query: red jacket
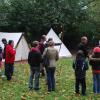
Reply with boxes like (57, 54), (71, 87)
(38, 42), (45, 54)
(5, 44), (16, 64)
(90, 46), (100, 74)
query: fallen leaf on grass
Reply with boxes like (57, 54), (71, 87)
(62, 90), (66, 93)
(40, 95), (44, 98)
(55, 97), (58, 100)
(22, 93), (27, 97)
(88, 97), (92, 100)
(21, 96), (26, 100)
(21, 93), (27, 100)
(10, 93), (14, 96)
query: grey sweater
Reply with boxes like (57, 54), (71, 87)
(43, 47), (59, 68)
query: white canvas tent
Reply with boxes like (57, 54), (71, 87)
(0, 32), (30, 61)
(46, 28), (72, 58)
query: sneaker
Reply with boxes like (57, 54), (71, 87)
(75, 92), (80, 96)
(52, 89), (55, 91)
(34, 88), (40, 90)
(48, 89), (51, 92)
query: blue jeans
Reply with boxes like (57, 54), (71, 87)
(29, 67), (40, 89)
(93, 73), (100, 93)
(46, 67), (55, 91)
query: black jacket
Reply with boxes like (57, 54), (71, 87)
(0, 46), (3, 61)
(3, 44), (7, 59)
(78, 43), (88, 58)
(28, 48), (42, 67)
(73, 58), (88, 79)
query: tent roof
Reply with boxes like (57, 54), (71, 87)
(0, 32), (22, 48)
(46, 28), (72, 57)
(0, 32), (30, 61)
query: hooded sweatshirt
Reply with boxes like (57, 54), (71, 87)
(28, 47), (42, 67)
(89, 46), (100, 74)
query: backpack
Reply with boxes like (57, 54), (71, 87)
(3, 46), (6, 59)
(0, 47), (2, 61)
(43, 48), (50, 68)
(75, 59), (86, 78)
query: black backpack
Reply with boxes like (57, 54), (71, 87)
(75, 59), (86, 78)
(0, 47), (2, 61)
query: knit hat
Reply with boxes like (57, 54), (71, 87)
(93, 47), (100, 53)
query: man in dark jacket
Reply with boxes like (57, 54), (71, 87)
(28, 41), (42, 90)
(38, 35), (46, 76)
(38, 35), (46, 54)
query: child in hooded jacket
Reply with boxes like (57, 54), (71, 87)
(73, 50), (88, 96)
(89, 46), (100, 94)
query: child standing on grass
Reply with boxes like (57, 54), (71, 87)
(73, 50), (88, 96)
(0, 45), (3, 74)
(89, 45), (100, 94)
(28, 41), (42, 90)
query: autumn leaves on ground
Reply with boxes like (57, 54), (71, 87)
(0, 58), (100, 100)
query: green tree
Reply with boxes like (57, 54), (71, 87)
(0, 0), (100, 48)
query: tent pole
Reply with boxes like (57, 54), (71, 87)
(58, 25), (64, 53)
(20, 33), (23, 65)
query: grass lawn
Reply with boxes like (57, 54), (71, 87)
(0, 58), (100, 100)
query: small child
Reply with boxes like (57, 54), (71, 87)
(0, 46), (3, 73)
(73, 50), (88, 96)
(89, 46), (100, 94)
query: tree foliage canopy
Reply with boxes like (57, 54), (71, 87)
(0, 0), (100, 48)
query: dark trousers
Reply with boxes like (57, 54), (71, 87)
(5, 63), (14, 80)
(46, 67), (55, 91)
(4, 62), (6, 75)
(75, 77), (86, 95)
